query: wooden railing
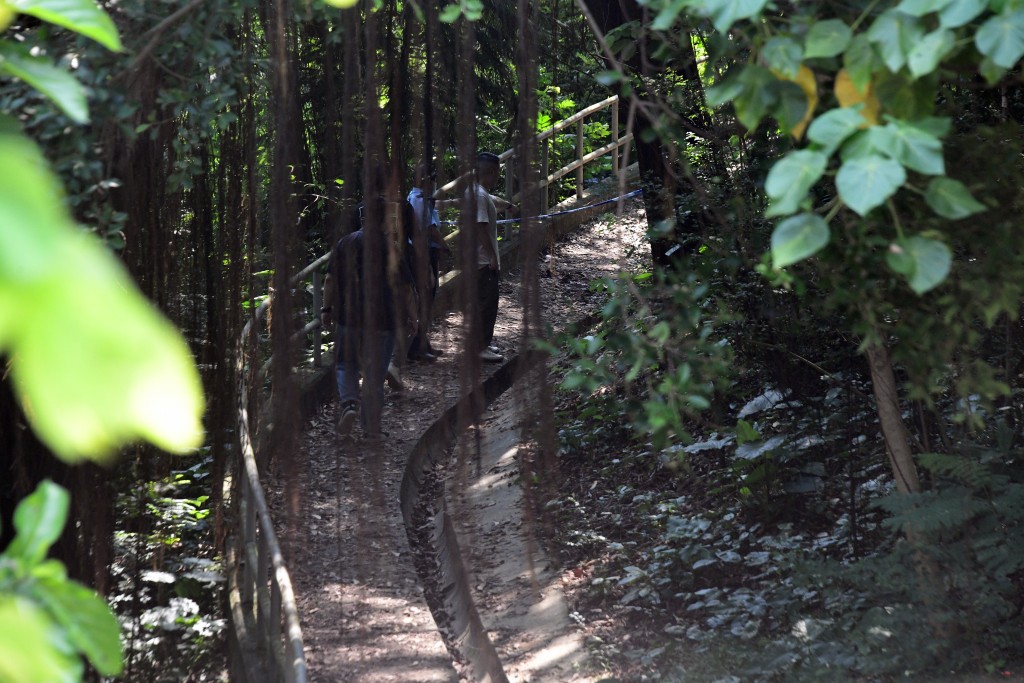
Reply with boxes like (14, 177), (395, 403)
(227, 94), (634, 683)
(437, 94), (633, 237)
(230, 293), (309, 683)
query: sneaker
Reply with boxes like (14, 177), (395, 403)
(386, 362), (404, 391)
(479, 348), (504, 363)
(336, 402), (357, 437)
(488, 345), (500, 354)
(362, 430), (388, 445)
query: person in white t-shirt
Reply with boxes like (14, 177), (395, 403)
(467, 152), (513, 363)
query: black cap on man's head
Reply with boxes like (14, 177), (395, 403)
(476, 151), (500, 166)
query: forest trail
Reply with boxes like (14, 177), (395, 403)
(272, 197), (648, 682)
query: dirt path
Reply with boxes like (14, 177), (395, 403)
(282, 199), (648, 682)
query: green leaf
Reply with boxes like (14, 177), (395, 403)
(770, 79), (811, 135)
(979, 55), (1009, 83)
(887, 120), (945, 175)
(804, 19), (852, 58)
(765, 150), (828, 218)
(908, 28), (956, 78)
(701, 0), (768, 33)
(736, 419), (761, 445)
(0, 597), (81, 683)
(867, 10), (925, 72)
(439, 3), (462, 22)
(0, 132), (205, 461)
(843, 34), (878, 93)
(887, 235), (952, 293)
(652, 0), (687, 30)
(938, 0), (987, 27)
(975, 11), (1024, 68)
(9, 0), (121, 52)
(807, 107), (867, 155)
(29, 577), (123, 675)
(763, 36), (803, 78)
(875, 70), (937, 119)
(896, 0), (954, 16)
(731, 65), (777, 131)
(4, 481), (69, 567)
(595, 70), (622, 86)
(0, 44), (88, 123)
(836, 155), (906, 216)
(925, 177), (987, 218)
(705, 69), (746, 109)
(771, 213), (830, 268)
(839, 126), (897, 161)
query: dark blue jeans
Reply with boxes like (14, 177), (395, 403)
(335, 325), (396, 433)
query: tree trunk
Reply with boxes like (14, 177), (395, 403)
(865, 340), (921, 494)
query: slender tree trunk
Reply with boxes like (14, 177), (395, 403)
(865, 340), (921, 494)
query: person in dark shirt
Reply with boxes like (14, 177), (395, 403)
(321, 194), (416, 441)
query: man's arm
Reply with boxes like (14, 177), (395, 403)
(320, 271), (334, 328)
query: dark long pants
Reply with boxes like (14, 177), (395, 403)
(478, 267), (500, 350)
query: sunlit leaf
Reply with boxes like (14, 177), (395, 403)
(4, 480), (68, 567)
(0, 131), (205, 462)
(925, 177), (987, 219)
(765, 150), (828, 218)
(27, 577), (123, 675)
(804, 19), (852, 58)
(836, 155), (906, 216)
(322, 0), (358, 6)
(771, 213), (830, 269)
(0, 44), (88, 123)
(439, 3), (461, 22)
(975, 10), (1024, 68)
(0, 597), (81, 683)
(9, 0), (121, 51)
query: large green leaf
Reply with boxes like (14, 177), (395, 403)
(887, 120), (945, 175)
(939, 0), (987, 27)
(807, 107), (867, 155)
(3, 481), (68, 567)
(867, 10), (925, 72)
(765, 150), (828, 218)
(12, 233), (206, 461)
(0, 44), (88, 123)
(843, 34), (878, 93)
(976, 10), (1024, 68)
(0, 597), (81, 683)
(9, 0), (121, 52)
(0, 131), (205, 461)
(925, 177), (987, 218)
(29, 577), (123, 676)
(652, 0), (688, 30)
(836, 155), (906, 216)
(700, 0), (769, 33)
(886, 235), (952, 293)
(839, 125), (897, 161)
(771, 79), (811, 135)
(763, 36), (803, 78)
(0, 129), (66, 282)
(804, 19), (852, 58)
(908, 28), (956, 78)
(731, 65), (777, 131)
(771, 213), (830, 269)
(874, 70), (938, 119)
(896, 0), (954, 16)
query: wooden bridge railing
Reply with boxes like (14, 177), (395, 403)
(227, 94), (633, 683)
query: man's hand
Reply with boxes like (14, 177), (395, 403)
(489, 255), (498, 271)
(320, 309), (332, 329)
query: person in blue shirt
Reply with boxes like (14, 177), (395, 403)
(407, 161), (452, 361)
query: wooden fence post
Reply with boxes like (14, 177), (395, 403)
(612, 101), (619, 178)
(576, 119), (585, 199)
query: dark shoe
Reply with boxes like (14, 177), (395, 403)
(386, 362), (404, 391)
(336, 402), (357, 437)
(479, 348), (504, 363)
(362, 430), (388, 445)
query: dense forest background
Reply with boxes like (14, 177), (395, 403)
(2, 0), (1024, 680)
